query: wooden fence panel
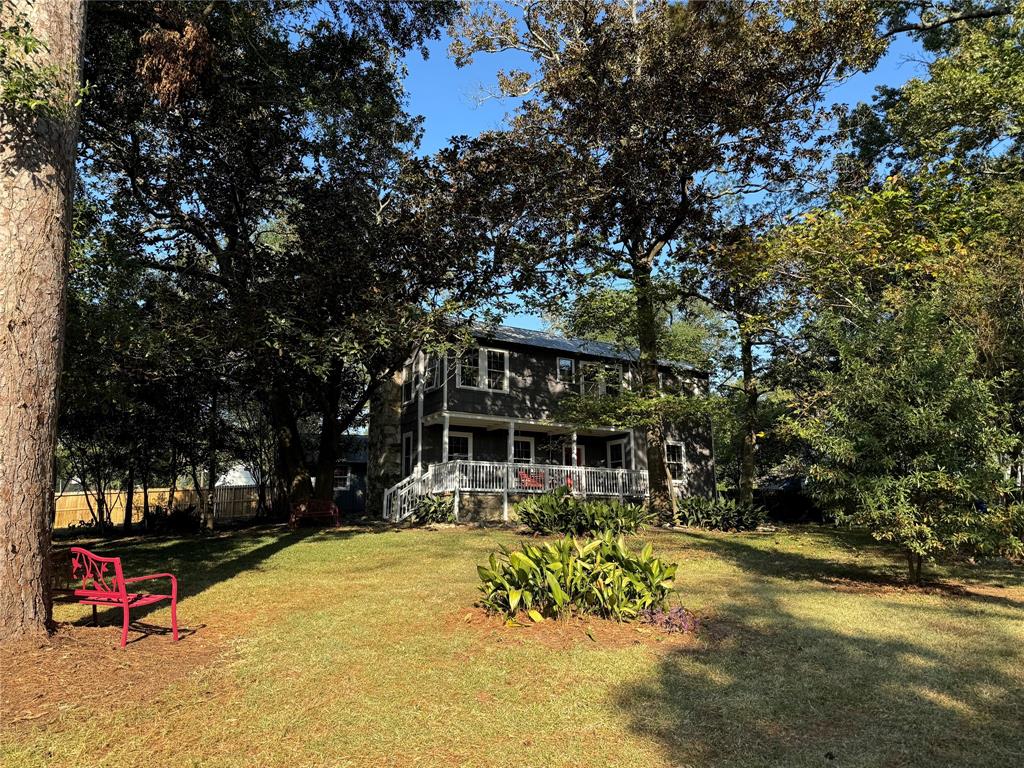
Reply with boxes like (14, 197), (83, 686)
(53, 486), (260, 528)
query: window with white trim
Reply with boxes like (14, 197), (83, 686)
(557, 357), (575, 384)
(448, 432), (472, 461)
(666, 442), (685, 479)
(486, 349), (508, 391)
(425, 355), (441, 390)
(512, 437), (534, 464)
(402, 363), (416, 403)
(333, 466), (351, 491)
(457, 347), (509, 392)
(581, 362), (622, 396)
(607, 439), (627, 469)
(402, 432), (414, 476)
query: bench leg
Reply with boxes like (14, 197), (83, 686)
(171, 596), (178, 642)
(92, 604), (98, 626)
(121, 604), (130, 649)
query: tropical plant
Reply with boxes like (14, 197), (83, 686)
(477, 531), (677, 621)
(514, 487), (654, 535)
(676, 496), (767, 532)
(411, 494), (456, 525)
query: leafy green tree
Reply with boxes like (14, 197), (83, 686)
(788, 298), (1012, 583)
(77, 2), (532, 510)
(451, 0), (883, 519)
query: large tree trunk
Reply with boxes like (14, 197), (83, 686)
(738, 329), (758, 508)
(268, 378), (312, 504)
(313, 365), (343, 501)
(0, 0), (85, 643)
(633, 257), (675, 522)
(366, 370), (403, 517)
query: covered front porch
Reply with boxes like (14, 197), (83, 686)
(418, 411), (641, 472)
(383, 459), (651, 523)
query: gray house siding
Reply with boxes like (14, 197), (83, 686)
(388, 328), (715, 499)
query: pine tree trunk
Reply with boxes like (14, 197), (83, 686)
(0, 0), (85, 643)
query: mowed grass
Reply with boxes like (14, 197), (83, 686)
(2, 524), (1022, 768)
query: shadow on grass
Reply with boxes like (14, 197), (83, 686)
(616, 532), (1024, 768)
(681, 529), (1024, 611)
(56, 524), (368, 632)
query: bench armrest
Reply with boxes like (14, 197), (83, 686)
(123, 573), (178, 598)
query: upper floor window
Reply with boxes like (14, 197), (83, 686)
(402, 363), (416, 402)
(457, 347), (509, 392)
(666, 442), (685, 479)
(425, 355), (441, 391)
(580, 361), (622, 396)
(557, 357), (575, 384)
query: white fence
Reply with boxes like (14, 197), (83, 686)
(384, 460), (650, 523)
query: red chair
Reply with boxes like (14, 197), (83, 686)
(517, 470), (545, 490)
(70, 547), (179, 648)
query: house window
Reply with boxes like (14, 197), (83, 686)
(402, 432), (414, 477)
(448, 432), (473, 461)
(512, 437), (534, 464)
(458, 348), (480, 388)
(557, 357), (575, 384)
(581, 362), (622, 396)
(333, 466), (351, 491)
(607, 439), (628, 470)
(425, 355), (441, 390)
(402, 363), (416, 403)
(486, 349), (508, 391)
(666, 442), (685, 479)
(457, 347), (508, 392)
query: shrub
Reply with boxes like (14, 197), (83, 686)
(515, 487), (653, 535)
(412, 494), (456, 525)
(477, 531), (677, 621)
(677, 496), (766, 531)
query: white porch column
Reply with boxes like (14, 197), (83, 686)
(571, 431), (578, 466)
(416, 350), (424, 474)
(442, 413), (450, 462)
(629, 429), (636, 470)
(503, 420), (515, 522)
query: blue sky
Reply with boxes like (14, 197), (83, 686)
(402, 31), (927, 330)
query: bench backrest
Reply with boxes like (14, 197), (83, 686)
(292, 499), (336, 514)
(70, 546), (126, 599)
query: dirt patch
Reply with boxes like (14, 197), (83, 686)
(1, 618), (230, 731)
(446, 607), (703, 652)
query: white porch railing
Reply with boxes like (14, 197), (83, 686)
(383, 460), (650, 523)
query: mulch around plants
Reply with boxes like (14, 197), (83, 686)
(1, 619), (227, 731)
(447, 608), (704, 652)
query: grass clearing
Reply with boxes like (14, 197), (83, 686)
(2, 524), (1022, 767)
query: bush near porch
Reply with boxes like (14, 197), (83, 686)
(2, 525), (1022, 768)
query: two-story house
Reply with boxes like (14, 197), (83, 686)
(379, 324), (715, 521)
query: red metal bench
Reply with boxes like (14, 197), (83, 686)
(288, 498), (340, 529)
(70, 547), (179, 649)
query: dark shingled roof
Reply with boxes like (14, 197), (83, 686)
(472, 323), (707, 376)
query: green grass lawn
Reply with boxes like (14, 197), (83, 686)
(2, 524), (1022, 768)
